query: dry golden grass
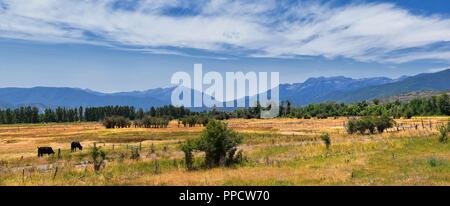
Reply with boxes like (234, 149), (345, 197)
(0, 117), (449, 186)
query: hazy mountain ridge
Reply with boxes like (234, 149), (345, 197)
(0, 87), (166, 109)
(331, 69), (450, 103)
(0, 69), (448, 109)
(278, 75), (398, 105)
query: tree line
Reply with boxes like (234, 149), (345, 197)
(0, 93), (448, 125)
(102, 114), (213, 129)
(0, 105), (192, 124)
(221, 94), (449, 119)
(281, 93), (450, 119)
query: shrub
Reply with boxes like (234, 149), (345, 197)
(427, 157), (446, 167)
(130, 147), (140, 159)
(102, 116), (131, 129)
(360, 117), (376, 134)
(137, 116), (170, 128)
(373, 115), (395, 133)
(91, 143), (106, 172)
(346, 116), (394, 134)
(428, 157), (438, 167)
(181, 139), (195, 171)
(437, 124), (448, 144)
(196, 120), (243, 167)
(347, 119), (357, 134)
(181, 116), (198, 127)
(347, 117), (372, 134)
(180, 115), (212, 127)
(320, 133), (331, 150)
(180, 120), (243, 169)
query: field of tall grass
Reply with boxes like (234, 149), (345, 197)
(0, 117), (449, 185)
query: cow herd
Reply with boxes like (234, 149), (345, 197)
(37, 141), (83, 157)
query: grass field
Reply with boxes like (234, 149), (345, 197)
(0, 117), (449, 186)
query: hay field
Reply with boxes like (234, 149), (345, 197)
(0, 117), (449, 186)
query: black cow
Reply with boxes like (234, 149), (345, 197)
(38, 147), (55, 157)
(71, 142), (83, 152)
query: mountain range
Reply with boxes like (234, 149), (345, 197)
(278, 69), (449, 105)
(0, 69), (449, 110)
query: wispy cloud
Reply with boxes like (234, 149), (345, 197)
(1, 0), (450, 63)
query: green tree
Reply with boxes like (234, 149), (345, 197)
(182, 120), (243, 168)
(373, 115), (395, 133)
(197, 120), (243, 167)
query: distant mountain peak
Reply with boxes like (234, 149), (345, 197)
(0, 69), (448, 108)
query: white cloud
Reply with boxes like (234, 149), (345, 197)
(1, 0), (450, 63)
(385, 51), (450, 64)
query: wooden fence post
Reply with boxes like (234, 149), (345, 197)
(53, 167), (59, 180)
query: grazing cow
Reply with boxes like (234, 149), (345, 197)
(38, 147), (55, 157)
(71, 142), (83, 152)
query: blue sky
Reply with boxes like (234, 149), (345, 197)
(0, 0), (449, 93)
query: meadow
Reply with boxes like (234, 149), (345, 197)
(0, 117), (449, 186)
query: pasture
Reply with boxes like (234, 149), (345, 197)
(0, 117), (449, 186)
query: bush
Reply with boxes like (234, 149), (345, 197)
(130, 147), (140, 159)
(180, 120), (243, 169)
(180, 115), (211, 127)
(91, 143), (106, 172)
(373, 115), (395, 133)
(181, 139), (195, 171)
(320, 133), (331, 150)
(360, 117), (376, 134)
(437, 124), (448, 144)
(346, 119), (357, 134)
(347, 116), (394, 134)
(347, 117), (374, 134)
(137, 116), (170, 128)
(102, 116), (131, 129)
(197, 120), (243, 167)
(428, 157), (438, 167)
(181, 116), (198, 127)
(427, 157), (446, 167)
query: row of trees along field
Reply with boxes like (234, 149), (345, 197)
(280, 93), (450, 119)
(101, 114), (212, 129)
(0, 94), (448, 124)
(0, 105), (192, 124)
